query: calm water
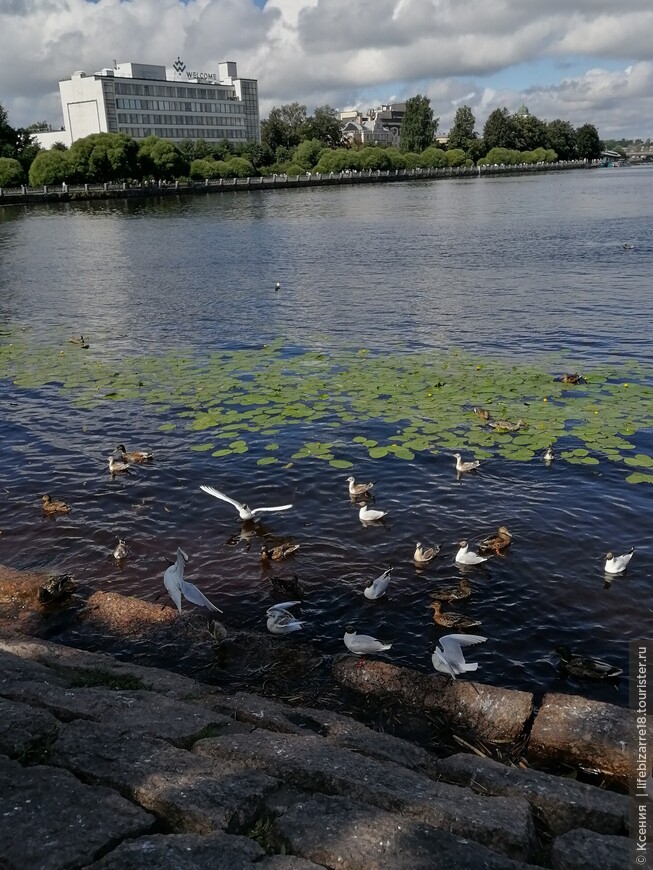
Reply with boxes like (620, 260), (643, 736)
(0, 167), (652, 707)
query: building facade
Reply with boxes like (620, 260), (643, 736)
(339, 103), (406, 148)
(36, 60), (260, 150)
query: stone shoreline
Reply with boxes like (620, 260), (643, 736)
(0, 562), (635, 868)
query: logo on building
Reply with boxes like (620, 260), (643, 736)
(173, 56), (186, 75)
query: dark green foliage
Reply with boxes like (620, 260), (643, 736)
(546, 119), (577, 161)
(400, 95), (437, 153)
(261, 102), (307, 152)
(448, 105), (477, 150)
(138, 135), (188, 180)
(67, 132), (139, 183)
(302, 105), (344, 148)
(0, 156), (24, 187)
(293, 138), (324, 169)
(483, 108), (519, 151)
(28, 150), (69, 186)
(514, 113), (548, 152)
(575, 124), (602, 160)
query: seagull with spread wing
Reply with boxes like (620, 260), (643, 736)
(432, 633), (487, 679)
(200, 485), (292, 521)
(163, 547), (223, 615)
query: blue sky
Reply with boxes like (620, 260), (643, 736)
(1, 0), (652, 139)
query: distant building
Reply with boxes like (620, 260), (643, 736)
(35, 59), (260, 150)
(339, 102), (406, 147)
(516, 104), (531, 117)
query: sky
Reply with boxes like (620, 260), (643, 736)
(1, 0), (652, 140)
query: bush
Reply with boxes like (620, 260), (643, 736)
(419, 146), (448, 168)
(189, 159), (222, 180)
(28, 151), (69, 186)
(445, 148), (466, 167)
(0, 157), (24, 187)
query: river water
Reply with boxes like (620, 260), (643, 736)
(0, 166), (651, 707)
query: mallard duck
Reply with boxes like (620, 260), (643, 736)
(116, 444), (153, 463)
(69, 335), (89, 348)
(431, 578), (471, 602)
(113, 539), (129, 560)
(561, 373), (584, 384)
(261, 542), (300, 562)
(41, 494), (70, 514)
(473, 407), (490, 421)
(478, 526), (512, 555)
(38, 573), (76, 604)
(555, 646), (622, 680)
(487, 419), (527, 432)
(414, 541), (441, 565)
(453, 453), (480, 473)
(269, 574), (305, 599)
(347, 476), (374, 498)
(429, 600), (481, 630)
(455, 541), (488, 565)
(108, 455), (130, 475)
(604, 548), (634, 574)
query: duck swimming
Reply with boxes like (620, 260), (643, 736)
(269, 574), (305, 599)
(113, 539), (129, 560)
(38, 573), (76, 604)
(261, 542), (300, 562)
(413, 542), (441, 565)
(41, 494), (70, 514)
(478, 526), (512, 555)
(347, 476), (374, 498)
(116, 444), (153, 463)
(453, 453), (480, 473)
(429, 600), (481, 630)
(487, 419), (527, 432)
(108, 455), (130, 475)
(69, 335), (89, 348)
(430, 578), (471, 602)
(561, 373), (585, 384)
(555, 646), (622, 680)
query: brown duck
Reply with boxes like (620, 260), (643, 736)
(41, 494), (70, 514)
(561, 373), (585, 384)
(429, 600), (481, 630)
(116, 444), (153, 463)
(261, 542), (300, 562)
(478, 526), (512, 555)
(430, 578), (471, 602)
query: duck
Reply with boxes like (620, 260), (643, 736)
(430, 578), (471, 602)
(41, 494), (70, 514)
(487, 419), (527, 432)
(453, 453), (480, 473)
(269, 574), (305, 599)
(429, 600), (481, 630)
(116, 444), (153, 463)
(261, 542), (300, 562)
(473, 407), (490, 421)
(113, 539), (129, 560)
(554, 646), (622, 680)
(604, 548), (634, 575)
(108, 455), (130, 475)
(413, 541), (441, 565)
(561, 373), (585, 384)
(38, 573), (76, 605)
(347, 476), (374, 498)
(69, 335), (89, 348)
(478, 526), (512, 555)
(623, 242), (635, 250)
(543, 446), (555, 464)
(455, 541), (488, 565)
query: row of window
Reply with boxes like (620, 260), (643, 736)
(117, 113), (245, 127)
(115, 98), (243, 114)
(119, 126), (246, 139)
(114, 82), (234, 100)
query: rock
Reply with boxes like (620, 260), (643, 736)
(437, 752), (628, 836)
(550, 828), (629, 870)
(528, 693), (630, 784)
(51, 719), (280, 834)
(271, 793), (532, 869)
(332, 657), (533, 744)
(0, 696), (60, 761)
(194, 730), (536, 860)
(0, 755), (154, 870)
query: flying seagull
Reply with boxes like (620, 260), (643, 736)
(163, 547), (223, 615)
(200, 485), (292, 521)
(431, 633), (487, 679)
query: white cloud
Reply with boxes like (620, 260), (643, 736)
(0, 0), (651, 138)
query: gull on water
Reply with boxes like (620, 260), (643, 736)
(453, 453), (480, 473)
(604, 548), (634, 575)
(200, 485), (292, 521)
(266, 600), (303, 634)
(413, 542), (441, 564)
(163, 547), (223, 615)
(113, 539), (129, 560)
(347, 476), (374, 498)
(431, 633), (487, 679)
(359, 505), (387, 524)
(543, 446), (555, 464)
(363, 568), (393, 600)
(344, 625), (392, 656)
(455, 541), (488, 565)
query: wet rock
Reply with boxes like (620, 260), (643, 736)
(0, 696), (60, 760)
(194, 730), (536, 860)
(437, 752), (628, 836)
(0, 755), (154, 870)
(51, 719), (279, 834)
(550, 828), (629, 870)
(332, 657), (533, 744)
(528, 693), (630, 783)
(271, 793), (531, 869)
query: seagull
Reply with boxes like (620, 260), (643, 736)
(413, 542), (441, 564)
(266, 600), (303, 634)
(113, 539), (129, 560)
(163, 547), (223, 615)
(363, 568), (393, 600)
(455, 541), (488, 565)
(266, 600), (302, 617)
(200, 485), (292, 521)
(347, 476), (374, 498)
(604, 548), (634, 575)
(453, 453), (480, 473)
(343, 625), (392, 655)
(275, 281), (280, 291)
(359, 504), (387, 523)
(431, 633), (487, 679)
(543, 446), (554, 464)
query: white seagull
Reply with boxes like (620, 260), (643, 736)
(200, 485), (292, 521)
(163, 547), (223, 615)
(266, 600), (303, 634)
(414, 542), (441, 564)
(359, 504), (387, 524)
(455, 540), (488, 565)
(432, 633), (487, 679)
(453, 453), (480, 473)
(343, 625), (392, 655)
(347, 476), (374, 498)
(363, 568), (393, 600)
(604, 548), (634, 575)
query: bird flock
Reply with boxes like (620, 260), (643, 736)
(42, 446), (634, 684)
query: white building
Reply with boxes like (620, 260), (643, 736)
(339, 104), (405, 148)
(36, 59), (260, 150)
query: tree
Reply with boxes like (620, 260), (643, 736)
(303, 105), (344, 148)
(28, 150), (69, 186)
(0, 157), (24, 187)
(483, 108), (519, 150)
(445, 148), (467, 167)
(575, 124), (602, 160)
(293, 138), (324, 170)
(513, 113), (547, 152)
(189, 158), (222, 180)
(225, 156), (256, 178)
(138, 136), (188, 179)
(261, 103), (307, 152)
(67, 133), (139, 182)
(448, 106), (477, 150)
(546, 120), (576, 161)
(400, 95), (437, 153)
(419, 146), (448, 168)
